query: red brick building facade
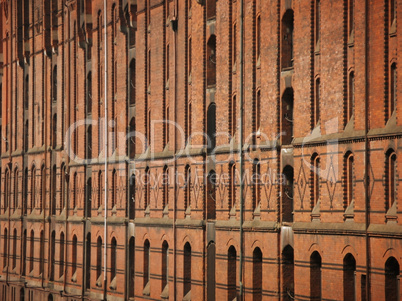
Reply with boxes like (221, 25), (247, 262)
(0, 0), (401, 300)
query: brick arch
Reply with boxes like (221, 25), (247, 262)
(182, 235), (192, 246)
(160, 233), (170, 244)
(250, 240), (263, 253)
(141, 233), (151, 243)
(382, 248), (400, 263)
(341, 245), (358, 257)
(109, 230), (118, 240)
(225, 238), (240, 250)
(94, 230), (103, 239)
(308, 243), (323, 255)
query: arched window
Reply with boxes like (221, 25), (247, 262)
(60, 164), (66, 213)
(147, 110), (151, 148)
(41, 165), (46, 213)
(227, 246), (237, 300)
(98, 171), (103, 209)
(73, 172), (77, 210)
(207, 242), (216, 300)
(128, 237), (135, 297)
(24, 75), (29, 110)
(388, 63), (397, 121)
(282, 245), (294, 300)
(256, 14), (261, 62)
(51, 0), (58, 44)
(51, 165), (56, 214)
(24, 120), (28, 152)
(183, 242), (192, 298)
(129, 59), (136, 105)
(232, 22), (237, 66)
(112, 169), (117, 209)
(111, 237), (117, 281)
(129, 174), (135, 219)
(13, 168), (18, 211)
(281, 10), (294, 69)
(30, 166), (36, 212)
(162, 241), (169, 293)
(85, 233), (91, 289)
(86, 125), (92, 161)
(230, 95), (237, 138)
(386, 150), (397, 211)
(310, 251), (322, 300)
(253, 247), (263, 301)
(343, 253), (356, 301)
(163, 166), (169, 211)
(313, 78), (321, 127)
(344, 152), (354, 210)
(40, 231), (44, 275)
(96, 236), (102, 280)
(50, 231), (55, 280)
(166, 45), (169, 82)
(86, 72), (92, 114)
(255, 90), (261, 134)
(29, 230), (34, 273)
(253, 159), (261, 213)
(86, 177), (92, 217)
(207, 35), (216, 87)
(185, 165), (191, 212)
(385, 256), (400, 301)
(207, 103), (216, 153)
(144, 240), (150, 289)
(311, 154), (320, 210)
(128, 5), (137, 47)
(282, 88), (294, 145)
(282, 165), (294, 222)
(52, 66), (57, 102)
(3, 229), (7, 268)
(21, 230), (26, 276)
(52, 114), (57, 149)
(59, 232), (65, 277)
(4, 169), (9, 213)
(12, 229), (17, 269)
(72, 235), (77, 276)
(145, 168), (150, 210)
(346, 71), (355, 125)
(207, 170), (216, 220)
(229, 163), (236, 211)
(23, 168), (28, 215)
(129, 118), (135, 159)
(186, 101), (192, 142)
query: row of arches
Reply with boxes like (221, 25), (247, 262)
(281, 245), (400, 301)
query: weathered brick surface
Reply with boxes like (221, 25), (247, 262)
(0, 0), (401, 300)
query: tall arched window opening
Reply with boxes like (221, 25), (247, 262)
(343, 253), (356, 301)
(162, 241), (169, 293)
(310, 251), (322, 300)
(281, 10), (294, 69)
(228, 246), (237, 300)
(253, 247), (263, 301)
(385, 256), (400, 301)
(207, 35), (217, 87)
(183, 242), (192, 298)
